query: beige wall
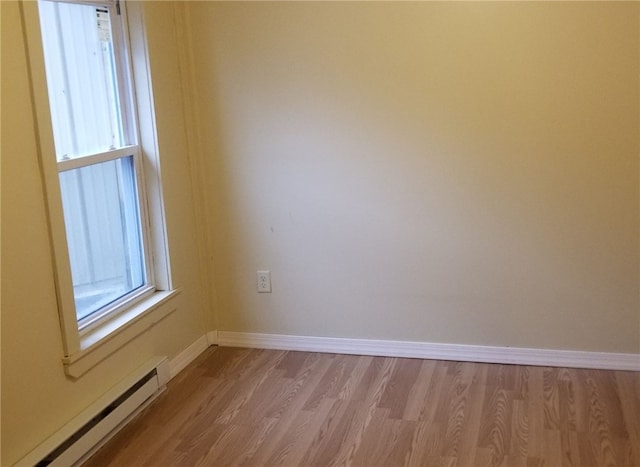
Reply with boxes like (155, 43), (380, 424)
(1, 2), (208, 464)
(189, 2), (639, 352)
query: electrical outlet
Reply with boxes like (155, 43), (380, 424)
(257, 270), (272, 293)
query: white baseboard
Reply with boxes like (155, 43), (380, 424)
(168, 334), (210, 378)
(215, 331), (640, 371)
(206, 330), (219, 346)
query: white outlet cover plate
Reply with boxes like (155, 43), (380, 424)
(257, 271), (271, 293)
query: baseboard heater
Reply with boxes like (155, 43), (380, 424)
(16, 357), (170, 467)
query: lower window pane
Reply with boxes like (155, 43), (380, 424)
(59, 156), (145, 322)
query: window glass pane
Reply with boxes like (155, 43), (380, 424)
(59, 156), (145, 322)
(39, 1), (125, 160)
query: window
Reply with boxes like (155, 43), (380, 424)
(24, 0), (178, 376)
(38, 0), (153, 328)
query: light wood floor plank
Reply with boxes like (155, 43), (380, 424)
(84, 347), (640, 467)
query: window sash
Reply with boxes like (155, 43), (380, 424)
(57, 145), (138, 172)
(57, 153), (153, 328)
(39, 0), (136, 162)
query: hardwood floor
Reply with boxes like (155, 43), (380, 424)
(85, 347), (640, 466)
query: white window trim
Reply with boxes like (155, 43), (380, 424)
(56, 145), (138, 172)
(22, 0), (177, 378)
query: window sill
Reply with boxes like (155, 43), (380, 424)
(62, 288), (181, 378)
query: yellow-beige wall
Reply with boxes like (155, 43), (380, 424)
(189, 2), (639, 351)
(1, 2), (208, 464)
(2, 1), (639, 464)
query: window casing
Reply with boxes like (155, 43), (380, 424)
(24, 0), (178, 377)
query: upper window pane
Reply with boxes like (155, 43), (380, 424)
(39, 1), (126, 161)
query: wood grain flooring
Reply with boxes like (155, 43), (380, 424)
(84, 347), (640, 467)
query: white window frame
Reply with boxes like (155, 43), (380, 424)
(22, 0), (179, 378)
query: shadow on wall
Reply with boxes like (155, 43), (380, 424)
(192, 1), (640, 352)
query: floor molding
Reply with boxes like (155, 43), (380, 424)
(215, 331), (640, 371)
(206, 330), (219, 346)
(168, 334), (210, 378)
